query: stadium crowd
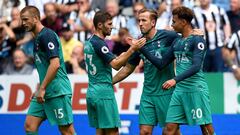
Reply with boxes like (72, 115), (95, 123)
(0, 0), (240, 78)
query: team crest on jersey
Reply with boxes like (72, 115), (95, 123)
(101, 46), (109, 54)
(198, 42), (204, 50)
(48, 42), (55, 50)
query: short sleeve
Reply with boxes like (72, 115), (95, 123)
(128, 52), (141, 66)
(40, 29), (59, 59)
(90, 39), (116, 64)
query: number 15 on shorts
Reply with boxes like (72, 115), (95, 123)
(54, 108), (64, 119)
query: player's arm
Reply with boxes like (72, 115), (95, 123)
(222, 33), (240, 79)
(37, 31), (60, 103)
(162, 37), (206, 89)
(222, 33), (238, 67)
(113, 52), (140, 84)
(174, 37), (206, 83)
(110, 38), (146, 70)
(113, 63), (136, 85)
(220, 8), (231, 43)
(140, 41), (175, 71)
(40, 57), (60, 90)
(0, 23), (16, 41)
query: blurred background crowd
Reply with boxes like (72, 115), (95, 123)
(0, 0), (240, 78)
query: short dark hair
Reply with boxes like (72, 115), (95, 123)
(20, 6), (41, 20)
(172, 6), (194, 23)
(93, 11), (112, 29)
(138, 8), (158, 22)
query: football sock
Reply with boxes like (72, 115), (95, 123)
(26, 131), (38, 135)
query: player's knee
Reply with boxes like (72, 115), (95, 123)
(163, 124), (177, 135)
(59, 124), (75, 135)
(24, 121), (37, 132)
(207, 128), (215, 135)
(105, 128), (119, 135)
(59, 129), (74, 135)
(140, 128), (152, 135)
(201, 124), (215, 135)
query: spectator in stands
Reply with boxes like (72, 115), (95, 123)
(8, 7), (33, 47)
(112, 28), (131, 56)
(105, 0), (128, 41)
(60, 23), (83, 63)
(9, 7), (21, 29)
(133, 0), (160, 9)
(156, 0), (182, 30)
(193, 0), (231, 72)
(3, 48), (33, 75)
(222, 30), (240, 80)
(0, 23), (16, 74)
(156, 1), (170, 30)
(126, 2), (145, 38)
(227, 0), (240, 33)
(65, 45), (86, 74)
(0, 0), (26, 23)
(91, 0), (106, 10)
(27, 0), (78, 18)
(7, 7), (34, 57)
(42, 2), (64, 36)
(68, 0), (95, 42)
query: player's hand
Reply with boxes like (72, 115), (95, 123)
(30, 91), (37, 100)
(126, 37), (146, 51)
(30, 84), (40, 100)
(36, 87), (46, 103)
(125, 36), (135, 46)
(162, 79), (176, 90)
(192, 29), (204, 36)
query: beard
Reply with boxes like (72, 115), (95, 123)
(103, 29), (111, 37)
(141, 26), (153, 36)
(24, 24), (36, 32)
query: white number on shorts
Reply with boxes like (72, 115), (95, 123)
(54, 108), (64, 119)
(191, 108), (203, 119)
